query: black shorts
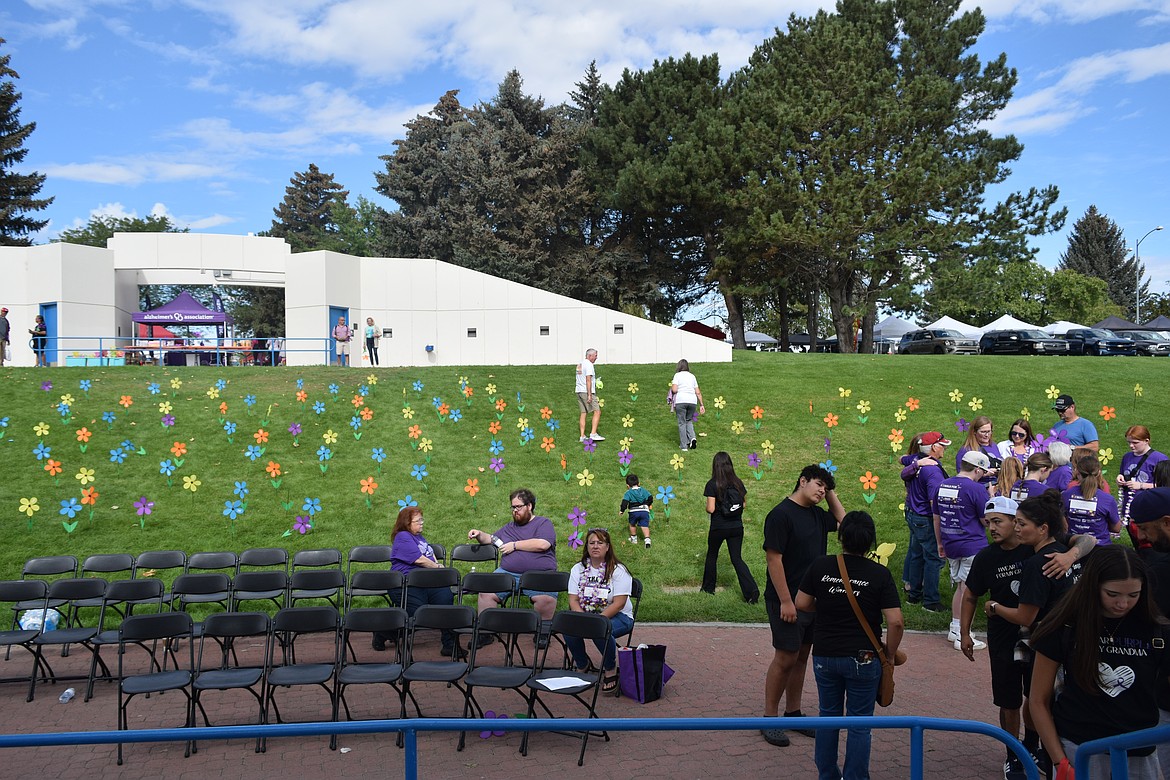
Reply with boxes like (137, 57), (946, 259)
(989, 647), (1028, 710)
(766, 598), (814, 652)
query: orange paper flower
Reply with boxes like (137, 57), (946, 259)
(905, 398), (920, 411)
(296, 390), (307, 403)
(408, 424), (421, 439)
(496, 399), (507, 412)
(463, 386), (474, 398)
(80, 486), (99, 506)
(352, 395), (364, 408)
(488, 420), (502, 434)
(438, 403), (450, 416)
(360, 476), (378, 495)
(44, 459), (62, 476)
(219, 401), (228, 414)
(860, 471), (880, 491)
(888, 428), (904, 443)
(541, 436), (556, 453)
(171, 441), (188, 457)
(1099, 406), (1116, 421)
(464, 478), (480, 497)
(824, 413), (839, 428)
(119, 395), (133, 408)
(750, 406), (764, 420)
(75, 427), (91, 443)
(540, 406), (552, 420)
(560, 453), (568, 470)
(360, 407), (374, 421)
(265, 461), (282, 478)
(254, 429), (269, 444)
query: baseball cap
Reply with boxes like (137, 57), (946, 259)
(0, 307), (7, 313)
(1130, 488), (1170, 524)
(962, 450), (991, 470)
(921, 432), (951, 447)
(1052, 394), (1074, 411)
(984, 495), (1019, 517)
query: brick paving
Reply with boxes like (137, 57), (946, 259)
(0, 624), (1009, 779)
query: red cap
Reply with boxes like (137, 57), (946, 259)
(921, 431), (951, 447)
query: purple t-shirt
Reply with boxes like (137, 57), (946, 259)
(1011, 479), (1050, 502)
(1118, 449), (1170, 518)
(390, 530), (438, 575)
(932, 476), (990, 558)
(955, 445), (1001, 485)
(903, 454), (947, 516)
(1046, 464), (1072, 492)
(1061, 487), (1120, 545)
(496, 516), (557, 573)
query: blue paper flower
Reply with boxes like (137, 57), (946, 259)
(233, 481), (249, 499)
(432, 396), (443, 409)
(59, 498), (81, 519)
(223, 421), (237, 435)
(819, 459), (839, 475)
(57, 402), (70, 416)
(371, 448), (386, 464)
(245, 445), (262, 461)
(244, 394), (257, 407)
(215, 378), (226, 391)
(489, 439), (505, 455)
(450, 409), (463, 423)
(656, 485), (675, 505)
(520, 427), (534, 443)
(397, 495), (418, 509)
(411, 464), (428, 481)
(147, 382), (160, 395)
(101, 411), (116, 424)
(328, 384), (339, 395)
(412, 380), (423, 392)
(33, 442), (52, 460)
(359, 385), (369, 397)
(302, 497), (322, 516)
(121, 439), (135, 451)
(546, 418), (559, 432)
(109, 448), (126, 464)
(79, 380), (91, 392)
(159, 459), (175, 476)
(223, 500), (245, 520)
(317, 446), (333, 462)
(349, 416), (362, 431)
(296, 378), (304, 389)
(313, 401), (326, 415)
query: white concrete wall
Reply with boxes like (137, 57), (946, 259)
(3, 233), (732, 367)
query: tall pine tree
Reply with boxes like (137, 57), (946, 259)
(0, 37), (52, 246)
(1058, 205), (1145, 319)
(268, 163), (349, 253)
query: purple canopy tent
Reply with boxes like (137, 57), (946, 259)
(132, 291), (233, 326)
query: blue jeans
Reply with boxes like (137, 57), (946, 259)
(813, 654), (883, 780)
(565, 611), (633, 671)
(903, 510), (941, 606)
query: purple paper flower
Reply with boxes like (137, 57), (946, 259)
(41, 381), (53, 391)
(567, 530), (583, 550)
(618, 449), (632, 466)
(161, 414), (175, 427)
(823, 437), (831, 453)
(956, 418), (970, 432)
(134, 496), (154, 516)
(583, 437), (596, 454)
(748, 452), (762, 468)
(293, 515), (312, 534)
(489, 457), (505, 473)
(568, 506), (588, 526)
(288, 423), (302, 436)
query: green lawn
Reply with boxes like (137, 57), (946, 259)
(0, 351), (1158, 630)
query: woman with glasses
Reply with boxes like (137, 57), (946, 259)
(956, 416), (1001, 485)
(566, 528), (634, 691)
(997, 418), (1036, 465)
(384, 505), (457, 655)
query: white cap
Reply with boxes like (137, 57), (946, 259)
(962, 450), (991, 470)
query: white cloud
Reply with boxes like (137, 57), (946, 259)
(43, 158), (226, 185)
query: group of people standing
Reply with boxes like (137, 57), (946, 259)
(0, 307), (48, 367)
(331, 315), (382, 367)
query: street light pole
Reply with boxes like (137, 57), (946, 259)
(1135, 226), (1164, 324)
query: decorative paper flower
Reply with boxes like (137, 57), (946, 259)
(75, 467), (95, 485)
(411, 464), (428, 481)
(887, 428), (904, 445)
(296, 390), (308, 403)
(567, 531), (583, 550)
(402, 405), (414, 419)
(618, 449), (632, 466)
(497, 399), (508, 413)
(254, 429), (269, 444)
(541, 437), (556, 453)
(412, 380), (424, 392)
(516, 417), (528, 431)
(109, 448), (126, 464)
(351, 394), (364, 409)
(206, 387), (219, 399)
(60, 393), (75, 406)
(223, 500), (245, 520)
(72, 427), (90, 445)
(159, 460), (175, 477)
(80, 486), (99, 506)
(170, 378), (183, 390)
(820, 459), (838, 474)
(905, 398), (920, 411)
(59, 498), (81, 518)
(289, 422), (302, 437)
(360, 407), (373, 421)
(293, 516), (312, 534)
(580, 438), (595, 455)
(838, 387), (852, 399)
(464, 478), (480, 497)
(750, 406), (764, 420)
(731, 420), (745, 434)
(438, 403), (450, 417)
(1099, 447), (1114, 467)
(171, 442), (188, 457)
(1020, 406), (1031, 421)
(302, 497), (322, 516)
(824, 413), (839, 428)
(41, 381), (53, 391)
(322, 429), (338, 444)
(577, 469), (594, 487)
(949, 389), (964, 404)
(233, 481), (249, 499)
(546, 418), (560, 432)
(860, 471), (880, 490)
(245, 445), (262, 461)
(182, 475), (201, 492)
(489, 439), (504, 455)
(485, 383), (497, 395)
(161, 414), (175, 428)
(619, 437), (633, 451)
(450, 409), (463, 423)
(119, 395), (134, 409)
(407, 424), (421, 439)
(670, 454), (685, 471)
(627, 383), (638, 394)
(856, 400), (871, 415)
(560, 453), (568, 470)
(956, 418), (970, 432)
(33, 422), (50, 437)
(1045, 385), (1061, 400)
(713, 396), (725, 409)
(317, 446), (333, 462)
(43, 459), (62, 477)
(894, 408), (907, 423)
(360, 477), (378, 495)
(967, 397), (983, 412)
(30, 443), (51, 463)
(488, 420), (502, 434)
(223, 421), (237, 436)
(371, 448), (386, 464)
(101, 411), (115, 424)
(748, 453), (761, 469)
(398, 495), (418, 509)
(215, 379), (227, 391)
(489, 457), (505, 473)
(266, 461), (282, 478)
(418, 438), (433, 453)
(568, 506), (587, 526)
(622, 414), (635, 428)
(19, 497), (39, 517)
(655, 485), (675, 504)
(134, 496), (154, 516)
(79, 380), (92, 393)
(760, 440), (775, 457)
(349, 416), (362, 431)
(313, 401), (325, 415)
(1135, 383), (1144, 398)
(1099, 406), (1116, 421)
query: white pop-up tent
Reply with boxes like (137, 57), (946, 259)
(924, 315), (980, 338)
(981, 314), (1040, 332)
(1041, 320), (1088, 336)
(874, 315), (918, 340)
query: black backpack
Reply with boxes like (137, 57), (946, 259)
(719, 485), (744, 518)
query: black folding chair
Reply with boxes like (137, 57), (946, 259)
(230, 570), (288, 613)
(117, 612), (194, 765)
(130, 550), (186, 605)
(237, 547), (289, 574)
(333, 607), (407, 749)
(262, 606), (339, 752)
(346, 569), (404, 611)
(27, 578), (105, 701)
(457, 608), (540, 751)
(448, 543), (499, 577)
(188, 611), (270, 757)
(187, 551), (240, 575)
(85, 578), (166, 701)
(72, 554), (136, 615)
(0, 580), (47, 685)
(399, 604), (475, 745)
(522, 611), (611, 766)
(518, 569), (571, 662)
(455, 571), (516, 652)
(289, 569), (345, 609)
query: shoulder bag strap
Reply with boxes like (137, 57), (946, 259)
(837, 554), (885, 657)
(1125, 452), (1152, 480)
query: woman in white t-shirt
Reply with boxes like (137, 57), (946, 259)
(567, 528), (634, 691)
(670, 358), (705, 451)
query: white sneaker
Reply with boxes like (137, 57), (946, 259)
(955, 638), (987, 651)
(947, 628), (960, 643)
(580, 436), (588, 442)
(629, 535), (637, 544)
(590, 433), (605, 441)
(644, 538), (651, 548)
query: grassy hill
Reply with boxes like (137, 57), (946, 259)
(0, 351), (1157, 630)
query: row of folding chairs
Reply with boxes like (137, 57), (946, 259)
(105, 605), (612, 765)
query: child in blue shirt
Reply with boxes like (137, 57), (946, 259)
(620, 473), (654, 548)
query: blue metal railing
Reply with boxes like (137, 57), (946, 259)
(0, 715), (1039, 779)
(1074, 722), (1170, 778)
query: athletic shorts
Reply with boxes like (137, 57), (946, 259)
(628, 509), (650, 528)
(766, 598), (814, 652)
(989, 646), (1027, 710)
(949, 555), (975, 584)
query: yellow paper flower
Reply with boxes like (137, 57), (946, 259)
(367, 374), (378, 385)
(323, 429), (338, 444)
(1045, 385), (1060, 400)
(731, 420), (745, 434)
(485, 383), (497, 395)
(622, 414), (635, 428)
(713, 396), (726, 410)
(890, 440), (902, 453)
(59, 394), (75, 406)
(182, 475), (201, 492)
(619, 437), (633, 451)
(33, 422), (50, 437)
(19, 497), (39, 517)
(418, 438), (433, 453)
(670, 453), (685, 471)
(856, 400), (871, 414)
(1020, 407), (1031, 421)
(968, 397), (983, 412)
(517, 417), (529, 430)
(838, 387), (852, 398)
(628, 383), (639, 394)
(75, 467), (95, 485)
(207, 387), (219, 399)
(402, 406), (414, 419)
(170, 378), (183, 390)
(894, 408), (907, 423)
(1135, 383), (1144, 397)
(598, 397), (605, 408)
(948, 389), (964, 404)
(158, 401), (173, 415)
(761, 440), (775, 456)
(577, 469), (594, 487)
(1099, 447), (1113, 466)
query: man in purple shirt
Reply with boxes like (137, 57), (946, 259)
(934, 450), (992, 650)
(467, 487), (558, 622)
(902, 431), (950, 612)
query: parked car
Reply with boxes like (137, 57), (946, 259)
(897, 328), (978, 355)
(1057, 328), (1136, 356)
(978, 329), (1071, 355)
(1113, 330), (1170, 356)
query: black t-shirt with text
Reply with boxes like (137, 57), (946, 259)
(798, 554), (901, 657)
(965, 543), (1033, 651)
(762, 497), (837, 601)
(1017, 541), (1082, 626)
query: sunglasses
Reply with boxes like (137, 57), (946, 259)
(1009, 431), (1027, 438)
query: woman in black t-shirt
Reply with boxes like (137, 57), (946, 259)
(796, 511), (904, 780)
(701, 451), (759, 602)
(1030, 545), (1169, 780)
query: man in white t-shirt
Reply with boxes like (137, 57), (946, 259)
(576, 348), (604, 442)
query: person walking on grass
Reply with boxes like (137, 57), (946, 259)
(701, 452), (758, 602)
(760, 463), (845, 748)
(575, 348), (603, 442)
(620, 473), (654, 548)
(670, 358), (704, 451)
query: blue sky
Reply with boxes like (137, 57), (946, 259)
(5, 0), (1170, 317)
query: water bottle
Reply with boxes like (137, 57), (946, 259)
(59, 688), (75, 703)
